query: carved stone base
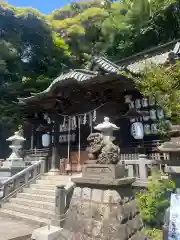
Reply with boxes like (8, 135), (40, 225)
(82, 164), (128, 179)
(59, 165), (148, 240)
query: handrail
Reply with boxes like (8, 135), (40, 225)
(0, 160), (45, 200)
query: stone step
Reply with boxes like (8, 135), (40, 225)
(41, 174), (72, 180)
(17, 193), (55, 203)
(41, 173), (81, 180)
(23, 188), (55, 196)
(31, 184), (57, 190)
(2, 203), (53, 219)
(36, 179), (68, 185)
(0, 209), (49, 226)
(10, 198), (54, 211)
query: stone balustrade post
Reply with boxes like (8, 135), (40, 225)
(3, 184), (9, 198)
(40, 158), (46, 174)
(32, 166), (38, 179)
(127, 165), (134, 178)
(52, 185), (66, 228)
(14, 178), (21, 190)
(138, 154), (148, 180)
(24, 171), (29, 185)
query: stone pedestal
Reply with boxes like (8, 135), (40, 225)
(59, 164), (148, 240)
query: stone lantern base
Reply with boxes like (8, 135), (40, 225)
(58, 164), (148, 240)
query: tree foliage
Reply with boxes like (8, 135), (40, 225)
(0, 2), (71, 128)
(0, 0), (179, 128)
(135, 62), (180, 122)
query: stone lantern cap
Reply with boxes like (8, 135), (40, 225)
(158, 124), (180, 152)
(6, 131), (26, 142)
(158, 140), (180, 152)
(94, 117), (119, 132)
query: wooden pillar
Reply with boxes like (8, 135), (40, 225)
(49, 121), (60, 175)
(30, 125), (34, 150)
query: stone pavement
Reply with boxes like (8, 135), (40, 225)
(0, 216), (36, 240)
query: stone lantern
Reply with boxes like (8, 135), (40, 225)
(56, 117), (148, 240)
(158, 124), (180, 187)
(3, 130), (26, 170)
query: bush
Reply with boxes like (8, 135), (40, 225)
(136, 170), (175, 228)
(144, 228), (162, 240)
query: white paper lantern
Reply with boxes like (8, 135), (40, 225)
(42, 133), (50, 147)
(131, 122), (144, 139)
(144, 124), (151, 135)
(143, 111), (150, 121)
(142, 98), (148, 107)
(135, 99), (141, 109)
(150, 109), (157, 120)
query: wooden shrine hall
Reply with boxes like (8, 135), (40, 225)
(17, 39), (180, 174)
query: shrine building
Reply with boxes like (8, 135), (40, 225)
(17, 39), (180, 173)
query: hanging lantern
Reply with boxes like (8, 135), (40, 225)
(143, 111), (150, 121)
(149, 96), (155, 106)
(157, 109), (164, 119)
(42, 133), (50, 147)
(142, 98), (148, 107)
(150, 109), (157, 120)
(135, 99), (141, 109)
(131, 122), (144, 140)
(144, 124), (151, 135)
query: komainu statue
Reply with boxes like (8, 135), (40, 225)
(86, 117), (121, 164)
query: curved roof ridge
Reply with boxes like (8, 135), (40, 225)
(93, 55), (123, 73)
(18, 69), (98, 103)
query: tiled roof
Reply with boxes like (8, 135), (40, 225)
(117, 41), (180, 74)
(18, 69), (98, 103)
(93, 56), (123, 73)
(125, 52), (170, 74)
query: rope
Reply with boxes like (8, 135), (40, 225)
(56, 103), (106, 117)
(48, 208), (70, 230)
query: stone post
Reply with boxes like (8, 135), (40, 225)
(127, 165), (134, 177)
(52, 185), (66, 228)
(138, 154), (148, 180)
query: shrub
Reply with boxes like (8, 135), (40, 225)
(144, 228), (162, 240)
(136, 170), (175, 228)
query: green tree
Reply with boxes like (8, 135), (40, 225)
(135, 62), (180, 122)
(0, 3), (71, 128)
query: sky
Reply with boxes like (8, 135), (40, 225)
(6, 0), (78, 14)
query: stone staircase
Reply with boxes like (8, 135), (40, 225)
(0, 174), (78, 226)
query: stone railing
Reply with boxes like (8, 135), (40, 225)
(122, 154), (155, 187)
(0, 160), (45, 200)
(24, 148), (49, 166)
(25, 148), (49, 157)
